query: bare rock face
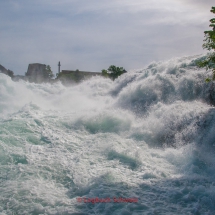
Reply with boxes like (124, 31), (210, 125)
(26, 63), (47, 83)
(0, 64), (8, 75)
(0, 64), (14, 77)
(26, 63), (46, 76)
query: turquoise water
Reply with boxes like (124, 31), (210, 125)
(0, 55), (215, 215)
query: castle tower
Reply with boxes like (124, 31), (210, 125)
(58, 61), (61, 74)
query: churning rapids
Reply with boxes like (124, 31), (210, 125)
(1, 55), (215, 215)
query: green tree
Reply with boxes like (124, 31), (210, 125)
(43, 65), (54, 79)
(102, 69), (108, 77)
(197, 6), (215, 82)
(101, 65), (127, 80)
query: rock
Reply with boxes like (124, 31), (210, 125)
(25, 63), (47, 83)
(0, 64), (14, 77)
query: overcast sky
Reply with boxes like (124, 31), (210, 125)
(0, 0), (214, 75)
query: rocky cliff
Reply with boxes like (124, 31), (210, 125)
(26, 63), (49, 83)
(0, 64), (14, 77)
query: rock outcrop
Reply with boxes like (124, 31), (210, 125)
(25, 63), (54, 83)
(0, 64), (14, 77)
(26, 63), (47, 83)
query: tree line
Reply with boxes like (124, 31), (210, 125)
(197, 6), (215, 82)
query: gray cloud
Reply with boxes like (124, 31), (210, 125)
(0, 0), (212, 75)
(178, 0), (214, 8)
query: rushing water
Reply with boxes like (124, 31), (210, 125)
(0, 55), (215, 215)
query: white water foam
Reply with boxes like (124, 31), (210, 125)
(0, 55), (215, 214)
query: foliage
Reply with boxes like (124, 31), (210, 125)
(43, 65), (54, 79)
(102, 69), (108, 77)
(56, 69), (80, 79)
(101, 65), (127, 80)
(197, 6), (215, 81)
(56, 71), (85, 85)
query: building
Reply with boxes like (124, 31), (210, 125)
(57, 69), (102, 85)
